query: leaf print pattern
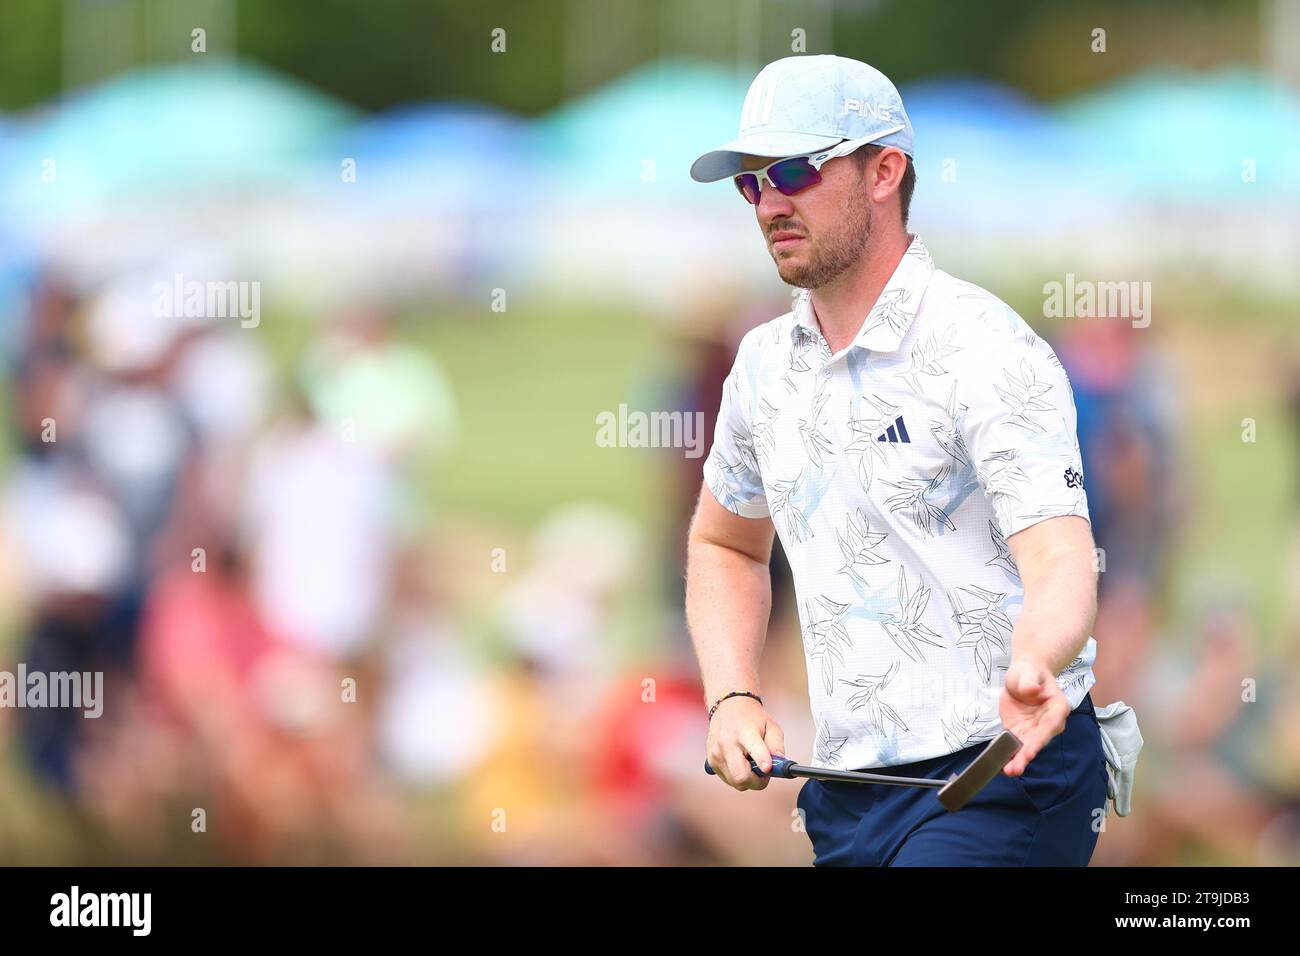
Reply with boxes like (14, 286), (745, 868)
(930, 380), (970, 467)
(986, 520), (1019, 575)
(1058, 654), (1090, 693)
(845, 394), (899, 490)
(782, 332), (817, 393)
(815, 337), (834, 365)
(904, 238), (934, 268)
(882, 464), (957, 536)
(804, 595), (853, 695)
(980, 449), (1030, 505)
(950, 585), (1014, 683)
(840, 660), (909, 735)
(752, 397), (779, 469)
(940, 698), (1002, 752)
(708, 453), (764, 511)
(881, 567), (944, 662)
(725, 391), (761, 476)
(814, 720), (850, 768)
(770, 470), (813, 544)
(798, 378), (835, 467)
(902, 324), (960, 393)
(993, 358), (1056, 432)
(835, 508), (890, 587)
(863, 288), (914, 339)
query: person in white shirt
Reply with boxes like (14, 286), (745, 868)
(685, 54), (1110, 866)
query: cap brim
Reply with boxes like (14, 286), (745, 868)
(690, 129), (845, 183)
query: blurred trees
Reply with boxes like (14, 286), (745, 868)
(0, 0), (1263, 114)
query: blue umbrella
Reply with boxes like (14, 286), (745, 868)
(1055, 66), (1300, 200)
(901, 77), (1107, 230)
(325, 101), (535, 214)
(531, 59), (748, 203)
(3, 58), (358, 218)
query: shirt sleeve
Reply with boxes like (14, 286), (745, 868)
(701, 335), (770, 519)
(955, 330), (1090, 539)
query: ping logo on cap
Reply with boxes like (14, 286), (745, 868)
(841, 98), (895, 121)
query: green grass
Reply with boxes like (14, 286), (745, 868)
(405, 295), (675, 529)
(251, 292), (679, 530)
(1172, 405), (1297, 652)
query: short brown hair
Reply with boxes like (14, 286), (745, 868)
(854, 145), (915, 227)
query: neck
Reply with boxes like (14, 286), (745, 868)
(809, 229), (912, 353)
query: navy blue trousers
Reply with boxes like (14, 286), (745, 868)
(796, 693), (1108, 866)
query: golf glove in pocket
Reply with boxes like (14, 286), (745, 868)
(1094, 700), (1143, 817)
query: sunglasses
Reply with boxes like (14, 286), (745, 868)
(732, 129), (904, 205)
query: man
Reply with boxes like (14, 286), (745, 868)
(684, 54), (1109, 866)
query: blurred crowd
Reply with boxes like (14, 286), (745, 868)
(0, 267), (816, 865)
(0, 265), (1297, 866)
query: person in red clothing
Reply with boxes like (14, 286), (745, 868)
(133, 541), (403, 861)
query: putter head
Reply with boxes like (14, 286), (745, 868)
(936, 730), (1022, 812)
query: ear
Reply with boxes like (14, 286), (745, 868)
(869, 147), (907, 204)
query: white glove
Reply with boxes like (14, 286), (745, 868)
(1094, 701), (1143, 817)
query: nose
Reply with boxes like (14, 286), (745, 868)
(755, 180), (794, 223)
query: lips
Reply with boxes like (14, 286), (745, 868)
(771, 231), (804, 242)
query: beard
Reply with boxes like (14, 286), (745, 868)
(773, 197), (873, 290)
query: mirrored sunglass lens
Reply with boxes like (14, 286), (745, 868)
(734, 174), (761, 204)
(769, 158), (820, 195)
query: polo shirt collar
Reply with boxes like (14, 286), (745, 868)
(793, 233), (935, 355)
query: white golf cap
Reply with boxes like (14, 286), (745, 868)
(690, 54), (914, 183)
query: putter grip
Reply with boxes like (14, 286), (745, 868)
(704, 754), (796, 778)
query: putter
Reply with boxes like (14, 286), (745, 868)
(705, 730), (1022, 812)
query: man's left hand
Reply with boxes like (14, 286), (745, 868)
(998, 659), (1070, 776)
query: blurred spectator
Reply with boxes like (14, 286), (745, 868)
(302, 304), (457, 469)
(375, 543), (498, 788)
(663, 290), (796, 643)
(243, 400), (398, 662)
(4, 480), (135, 790)
(1127, 593), (1300, 865)
(1057, 313), (1184, 708)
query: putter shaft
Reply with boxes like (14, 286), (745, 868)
(783, 763), (945, 788)
(704, 754), (945, 788)
(703, 730), (1023, 813)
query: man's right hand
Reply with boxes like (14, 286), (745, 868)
(705, 695), (787, 791)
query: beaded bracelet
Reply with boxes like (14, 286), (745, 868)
(708, 690), (763, 720)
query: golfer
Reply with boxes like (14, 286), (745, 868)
(685, 55), (1109, 865)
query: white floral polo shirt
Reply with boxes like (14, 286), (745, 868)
(703, 234), (1097, 770)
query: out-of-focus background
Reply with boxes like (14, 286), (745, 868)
(0, 0), (1297, 865)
